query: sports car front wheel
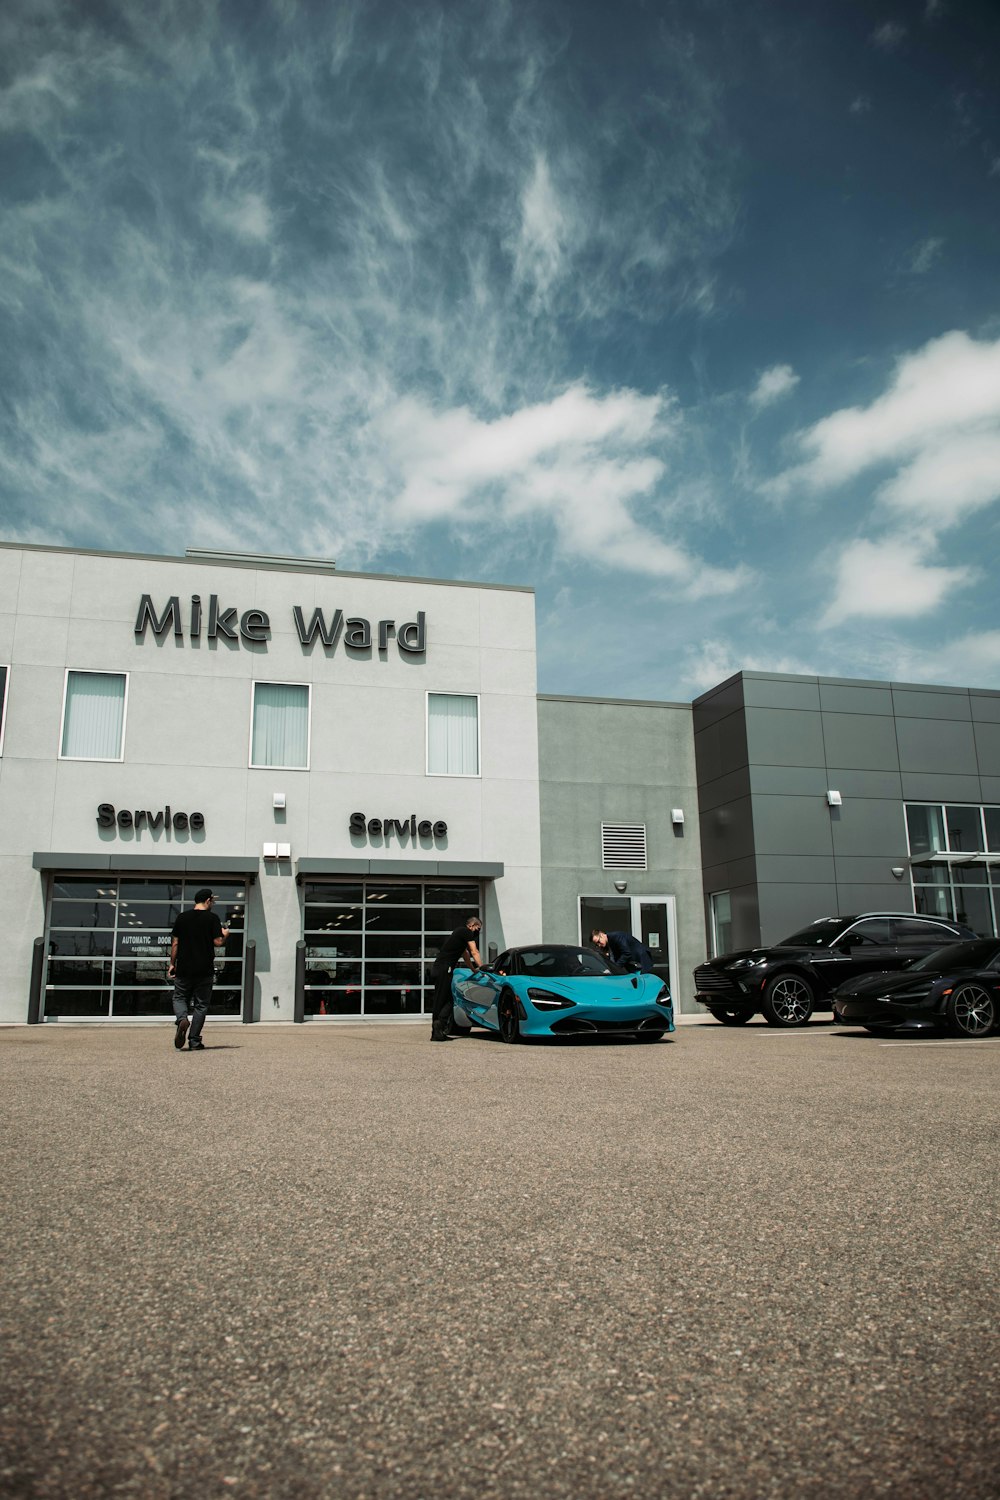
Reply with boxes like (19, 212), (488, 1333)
(498, 988), (522, 1044)
(945, 983), (996, 1038)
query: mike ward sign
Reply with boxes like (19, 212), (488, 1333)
(135, 595), (425, 657)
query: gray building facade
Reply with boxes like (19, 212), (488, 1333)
(694, 670), (1000, 954)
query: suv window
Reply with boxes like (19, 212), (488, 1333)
(892, 917), (959, 945)
(842, 919), (893, 945)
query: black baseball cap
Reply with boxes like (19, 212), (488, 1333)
(194, 887), (214, 904)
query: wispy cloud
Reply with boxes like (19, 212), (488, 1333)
(907, 236), (944, 275)
(0, 0), (743, 585)
(870, 22), (907, 50)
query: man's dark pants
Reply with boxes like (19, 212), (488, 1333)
(172, 974), (213, 1043)
(430, 966), (454, 1039)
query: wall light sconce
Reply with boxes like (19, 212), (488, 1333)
(277, 843), (291, 860)
(613, 880), (628, 894)
(891, 866), (905, 879)
(263, 842), (277, 859)
(273, 792), (286, 810)
(826, 789), (843, 807)
(671, 808), (685, 825)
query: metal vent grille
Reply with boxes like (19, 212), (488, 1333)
(601, 823), (647, 870)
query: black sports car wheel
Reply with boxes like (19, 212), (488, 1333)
(709, 1007), (753, 1026)
(945, 983), (996, 1038)
(762, 974), (814, 1027)
(498, 988), (521, 1044)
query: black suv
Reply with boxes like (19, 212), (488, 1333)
(694, 913), (977, 1027)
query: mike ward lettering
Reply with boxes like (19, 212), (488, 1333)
(135, 596), (426, 657)
(350, 812), (448, 840)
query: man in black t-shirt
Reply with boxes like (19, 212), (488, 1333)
(169, 888), (230, 1051)
(429, 915), (482, 1041)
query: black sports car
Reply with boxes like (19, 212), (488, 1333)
(694, 912), (976, 1027)
(832, 938), (1000, 1037)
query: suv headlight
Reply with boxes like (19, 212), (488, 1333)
(726, 957), (767, 971)
(526, 988), (576, 1009)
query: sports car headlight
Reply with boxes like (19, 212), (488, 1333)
(655, 987), (672, 1008)
(526, 988), (576, 1009)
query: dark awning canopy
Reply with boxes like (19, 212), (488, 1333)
(32, 852), (260, 877)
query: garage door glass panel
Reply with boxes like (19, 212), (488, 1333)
(303, 879), (481, 1017)
(44, 875), (245, 1018)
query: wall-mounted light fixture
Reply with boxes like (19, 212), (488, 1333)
(263, 843), (292, 861)
(273, 792), (286, 810)
(263, 842), (277, 859)
(891, 866), (905, 879)
(671, 808), (685, 825)
(613, 880), (628, 894)
(826, 789), (843, 807)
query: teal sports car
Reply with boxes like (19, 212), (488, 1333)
(452, 943), (674, 1042)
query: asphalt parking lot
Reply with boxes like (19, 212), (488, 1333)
(1, 1018), (997, 1499)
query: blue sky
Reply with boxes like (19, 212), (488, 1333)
(1, 0), (999, 699)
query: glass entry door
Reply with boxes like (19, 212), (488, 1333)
(578, 895), (677, 999)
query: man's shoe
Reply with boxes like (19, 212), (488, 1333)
(188, 1040), (206, 1051)
(174, 1017), (189, 1050)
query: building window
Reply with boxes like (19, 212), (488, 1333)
(60, 671), (127, 761)
(906, 802), (999, 937)
(251, 682), (310, 769)
(709, 891), (732, 957)
(427, 693), (479, 776)
(601, 823), (647, 870)
(0, 664), (7, 755)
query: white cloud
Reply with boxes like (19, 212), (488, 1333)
(681, 639), (820, 694)
(772, 331), (1000, 497)
(377, 385), (749, 595)
(819, 537), (973, 627)
(878, 429), (1000, 526)
(749, 364), (799, 409)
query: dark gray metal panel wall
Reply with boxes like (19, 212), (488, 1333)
(693, 672), (1000, 949)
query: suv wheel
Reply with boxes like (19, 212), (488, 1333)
(762, 974), (814, 1027)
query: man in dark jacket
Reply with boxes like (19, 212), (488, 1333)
(590, 928), (655, 973)
(429, 915), (483, 1041)
(169, 888), (230, 1051)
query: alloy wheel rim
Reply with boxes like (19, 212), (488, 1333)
(771, 977), (810, 1022)
(954, 985), (994, 1036)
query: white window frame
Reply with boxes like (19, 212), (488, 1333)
(249, 680), (312, 771)
(425, 691), (482, 778)
(0, 664), (8, 756)
(58, 669), (129, 763)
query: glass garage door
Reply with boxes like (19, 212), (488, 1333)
(43, 875), (247, 1019)
(302, 879), (482, 1017)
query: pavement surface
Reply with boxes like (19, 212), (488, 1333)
(0, 1018), (997, 1499)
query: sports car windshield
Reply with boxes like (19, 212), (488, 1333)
(517, 947), (621, 977)
(907, 938), (1000, 973)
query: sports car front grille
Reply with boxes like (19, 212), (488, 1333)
(549, 1016), (665, 1035)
